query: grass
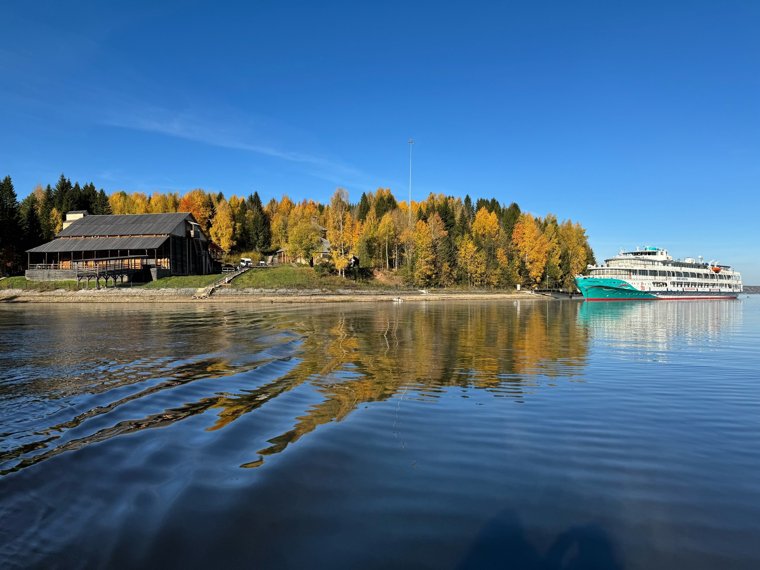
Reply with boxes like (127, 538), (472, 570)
(0, 276), (81, 291)
(231, 266), (322, 289)
(1, 273), (221, 291)
(231, 265), (402, 290)
(1, 266), (408, 292)
(139, 274), (221, 289)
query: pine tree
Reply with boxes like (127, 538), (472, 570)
(52, 174), (73, 213)
(501, 202), (521, 237)
(80, 182), (98, 213)
(233, 199), (250, 250)
(247, 192), (271, 251)
(95, 190), (112, 214)
(357, 192), (370, 222)
(463, 195), (475, 223)
(20, 194), (43, 252)
(0, 176), (23, 274)
(374, 189), (397, 220)
(40, 185), (54, 240)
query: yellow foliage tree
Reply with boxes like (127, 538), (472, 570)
(512, 213), (550, 287)
(458, 235), (486, 286)
(109, 191), (129, 215)
(541, 215), (561, 288)
(558, 220), (591, 290)
(413, 219), (436, 287)
(210, 199), (235, 252)
(376, 212), (398, 269)
(129, 192), (150, 214)
(49, 207), (63, 236)
(287, 220), (322, 263)
(326, 189), (352, 276)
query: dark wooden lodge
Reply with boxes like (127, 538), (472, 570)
(26, 212), (216, 284)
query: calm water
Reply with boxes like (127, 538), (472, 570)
(1, 297), (759, 569)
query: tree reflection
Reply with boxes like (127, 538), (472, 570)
(2, 301), (590, 474)
(207, 301), (590, 467)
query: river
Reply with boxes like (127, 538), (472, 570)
(1, 297), (759, 568)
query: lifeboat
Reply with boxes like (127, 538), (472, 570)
(711, 266), (722, 273)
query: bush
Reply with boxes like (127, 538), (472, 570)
(314, 261), (336, 277)
(345, 266), (373, 281)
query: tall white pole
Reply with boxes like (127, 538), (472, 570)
(408, 138), (414, 225)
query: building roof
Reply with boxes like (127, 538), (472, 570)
(27, 236), (168, 254)
(58, 213), (193, 237)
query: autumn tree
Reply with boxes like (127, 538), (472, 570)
(376, 212), (398, 269)
(558, 220), (591, 290)
(326, 189), (352, 276)
(210, 199), (235, 252)
(512, 213), (550, 287)
(109, 191), (129, 215)
(457, 235), (486, 286)
(471, 208), (500, 268)
(149, 192), (177, 213)
(412, 219), (436, 287)
(49, 207), (63, 237)
(541, 215), (562, 288)
(179, 189), (214, 232)
(130, 192), (150, 214)
(356, 209), (379, 269)
(287, 220), (322, 263)
(269, 195), (294, 250)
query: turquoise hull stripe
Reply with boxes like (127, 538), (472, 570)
(574, 277), (657, 300)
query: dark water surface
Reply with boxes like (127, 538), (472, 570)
(1, 298), (759, 569)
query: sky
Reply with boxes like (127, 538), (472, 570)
(2, 0), (759, 281)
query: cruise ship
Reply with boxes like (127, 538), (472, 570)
(575, 247), (742, 301)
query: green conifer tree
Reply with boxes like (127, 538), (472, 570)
(0, 176), (23, 274)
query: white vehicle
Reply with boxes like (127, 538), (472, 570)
(239, 257), (252, 268)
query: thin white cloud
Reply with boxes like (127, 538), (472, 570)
(101, 107), (371, 190)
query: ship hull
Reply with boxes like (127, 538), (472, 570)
(574, 277), (738, 302)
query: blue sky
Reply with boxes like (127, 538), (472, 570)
(2, 1), (759, 281)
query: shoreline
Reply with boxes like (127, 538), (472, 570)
(0, 287), (558, 304)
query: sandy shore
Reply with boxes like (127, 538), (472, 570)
(0, 287), (549, 304)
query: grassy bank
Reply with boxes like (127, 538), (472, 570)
(1, 276), (81, 291)
(0, 274), (218, 291)
(139, 274), (220, 289)
(230, 266), (401, 290)
(3, 265), (527, 294)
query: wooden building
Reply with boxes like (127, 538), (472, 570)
(26, 212), (216, 282)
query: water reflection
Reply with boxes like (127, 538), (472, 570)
(578, 300), (742, 353)
(0, 300), (589, 473)
(3, 299), (760, 569)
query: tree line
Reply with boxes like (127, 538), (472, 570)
(1, 175), (111, 274)
(1, 174), (594, 289)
